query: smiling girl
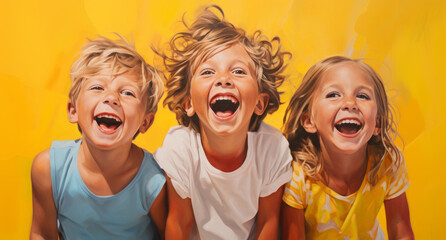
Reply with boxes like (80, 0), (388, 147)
(281, 56), (413, 239)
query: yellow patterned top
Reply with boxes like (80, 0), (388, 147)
(283, 150), (409, 240)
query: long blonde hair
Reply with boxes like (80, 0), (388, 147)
(283, 56), (402, 185)
(156, 5), (290, 132)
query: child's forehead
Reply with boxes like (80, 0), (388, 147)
(192, 43), (255, 71)
(319, 62), (374, 87)
(85, 71), (143, 85)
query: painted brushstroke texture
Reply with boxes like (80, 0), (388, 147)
(0, 0), (444, 238)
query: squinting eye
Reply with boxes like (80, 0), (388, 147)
(90, 86), (103, 91)
(121, 90), (136, 97)
(233, 69), (246, 75)
(200, 70), (214, 75)
(357, 93), (370, 100)
(326, 92), (340, 98)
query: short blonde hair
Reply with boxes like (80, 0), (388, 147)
(157, 5), (290, 132)
(69, 34), (164, 114)
(283, 56), (402, 185)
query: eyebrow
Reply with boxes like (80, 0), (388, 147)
(321, 84), (374, 93)
(231, 59), (253, 66)
(84, 78), (104, 84)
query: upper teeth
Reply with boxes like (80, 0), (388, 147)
(211, 95), (238, 104)
(338, 119), (360, 125)
(97, 114), (121, 121)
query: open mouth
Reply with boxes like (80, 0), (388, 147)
(94, 114), (122, 131)
(335, 119), (362, 135)
(210, 95), (240, 118)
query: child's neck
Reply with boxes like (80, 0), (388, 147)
(200, 128), (248, 172)
(77, 139), (143, 195)
(320, 144), (368, 196)
(79, 140), (134, 173)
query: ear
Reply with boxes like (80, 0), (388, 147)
(139, 112), (155, 134)
(374, 117), (381, 136)
(67, 101), (78, 123)
(301, 112), (317, 133)
(253, 93), (270, 115)
(184, 97), (195, 117)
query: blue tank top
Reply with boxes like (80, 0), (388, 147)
(50, 139), (165, 240)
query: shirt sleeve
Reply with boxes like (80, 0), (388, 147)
(259, 131), (293, 197)
(145, 168), (166, 211)
(385, 156), (410, 200)
(153, 127), (193, 199)
(282, 161), (308, 209)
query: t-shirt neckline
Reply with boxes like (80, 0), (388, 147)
(197, 132), (254, 176)
(316, 154), (373, 201)
(74, 138), (147, 199)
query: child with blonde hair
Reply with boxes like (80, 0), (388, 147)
(30, 35), (166, 239)
(281, 56), (413, 239)
(154, 5), (292, 239)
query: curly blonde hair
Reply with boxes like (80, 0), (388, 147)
(157, 5), (290, 132)
(283, 56), (402, 185)
(69, 34), (164, 114)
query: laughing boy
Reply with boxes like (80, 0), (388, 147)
(31, 35), (167, 239)
(154, 6), (293, 239)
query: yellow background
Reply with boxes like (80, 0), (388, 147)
(1, 0), (445, 238)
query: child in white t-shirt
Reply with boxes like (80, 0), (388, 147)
(154, 5), (292, 240)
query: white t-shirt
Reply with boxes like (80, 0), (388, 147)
(154, 122), (292, 240)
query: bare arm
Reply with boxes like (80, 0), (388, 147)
(384, 193), (414, 240)
(150, 185), (167, 240)
(254, 186), (283, 240)
(30, 149), (59, 240)
(280, 201), (305, 240)
(165, 177), (195, 240)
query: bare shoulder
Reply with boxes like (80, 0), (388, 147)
(31, 148), (52, 187)
(30, 148), (59, 239)
(32, 149), (50, 172)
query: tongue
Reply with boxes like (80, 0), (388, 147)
(99, 123), (116, 130)
(338, 125), (358, 135)
(216, 111), (233, 118)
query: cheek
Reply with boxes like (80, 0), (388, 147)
(243, 90), (260, 106)
(190, 80), (211, 102)
(370, 109), (379, 127)
(76, 99), (93, 114)
(123, 100), (145, 116)
(361, 105), (379, 130)
(314, 101), (337, 120)
(366, 103), (378, 118)
(245, 79), (259, 92)
(241, 81), (261, 101)
(190, 90), (205, 109)
(79, 92), (100, 107)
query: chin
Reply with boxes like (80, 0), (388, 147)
(83, 133), (123, 150)
(335, 143), (367, 155)
(207, 123), (237, 135)
(88, 139), (116, 150)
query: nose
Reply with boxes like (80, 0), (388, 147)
(215, 73), (234, 88)
(342, 95), (357, 111)
(103, 91), (120, 106)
